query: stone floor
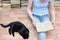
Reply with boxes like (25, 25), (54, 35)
(0, 7), (60, 40)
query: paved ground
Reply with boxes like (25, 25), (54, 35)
(0, 7), (60, 40)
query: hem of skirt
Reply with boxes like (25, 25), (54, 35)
(36, 28), (55, 32)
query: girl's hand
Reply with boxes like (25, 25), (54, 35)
(51, 19), (55, 26)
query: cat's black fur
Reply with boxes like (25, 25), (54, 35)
(0, 21), (29, 39)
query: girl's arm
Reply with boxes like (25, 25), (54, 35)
(48, 1), (55, 25)
(27, 0), (34, 22)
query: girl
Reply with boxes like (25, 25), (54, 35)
(27, 0), (55, 40)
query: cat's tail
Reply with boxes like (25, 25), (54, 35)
(0, 24), (10, 28)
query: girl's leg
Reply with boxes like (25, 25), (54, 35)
(38, 32), (46, 40)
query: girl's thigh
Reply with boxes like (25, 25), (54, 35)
(32, 14), (41, 22)
(40, 14), (50, 22)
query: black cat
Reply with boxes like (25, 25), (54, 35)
(0, 21), (29, 39)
